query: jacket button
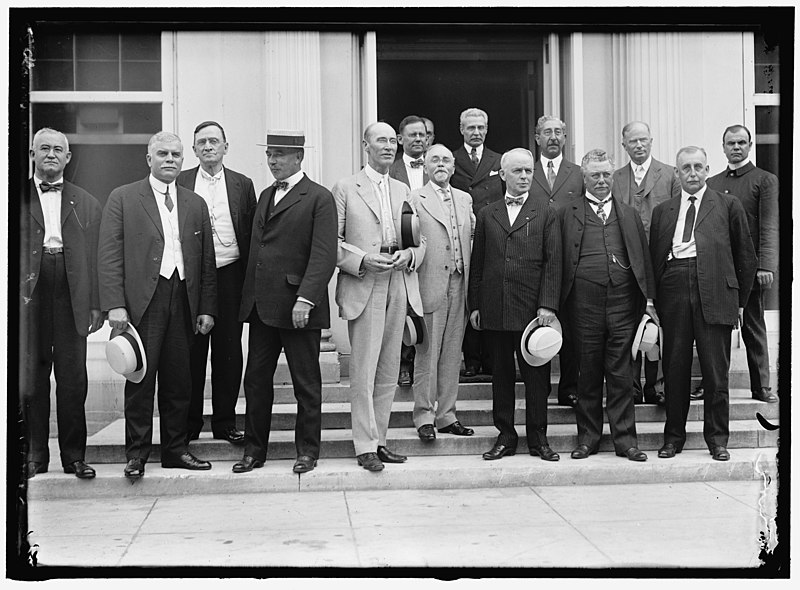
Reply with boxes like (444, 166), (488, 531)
(446, 245), (451, 251)
(153, 257), (158, 261)
(444, 265), (449, 270)
(32, 250), (37, 255)
(260, 243), (265, 248)
(36, 229), (41, 234)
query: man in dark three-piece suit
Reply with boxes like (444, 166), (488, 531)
(650, 146), (756, 462)
(530, 115), (584, 409)
(233, 130), (337, 475)
(612, 121), (680, 407)
(177, 121), (257, 446)
(559, 149), (657, 462)
(99, 131), (217, 478)
(21, 127), (103, 480)
(469, 148), (562, 462)
(451, 107), (503, 378)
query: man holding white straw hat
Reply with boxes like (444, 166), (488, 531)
(234, 129), (337, 475)
(558, 149), (657, 462)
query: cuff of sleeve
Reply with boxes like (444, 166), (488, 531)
(297, 296), (315, 308)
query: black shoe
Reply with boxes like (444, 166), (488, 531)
(644, 391), (666, 407)
(438, 421), (474, 436)
(657, 443), (682, 458)
(570, 444), (598, 459)
(482, 442), (516, 460)
(710, 446), (730, 461)
(64, 460), (96, 479)
(529, 445), (560, 461)
(26, 461), (48, 479)
(293, 455), (317, 473)
(213, 425), (245, 446)
(232, 455), (264, 473)
(616, 447), (648, 462)
(124, 458), (145, 479)
(398, 368), (413, 387)
(558, 393), (578, 408)
(690, 386), (704, 401)
(752, 387), (778, 403)
(462, 366), (478, 378)
(357, 452), (385, 471)
(377, 445), (407, 463)
(417, 424), (436, 441)
(162, 452), (212, 470)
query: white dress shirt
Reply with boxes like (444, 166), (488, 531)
(540, 153), (563, 177)
(504, 191), (528, 225)
(149, 175), (185, 280)
(585, 191), (612, 223)
(34, 176), (64, 248)
(671, 184), (707, 259)
(728, 157), (751, 171)
(273, 169), (306, 206)
(402, 152), (425, 190)
(194, 167), (240, 268)
(630, 155), (653, 185)
(464, 143), (484, 163)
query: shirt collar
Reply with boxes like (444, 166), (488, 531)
(541, 153), (563, 170)
(199, 166), (224, 182)
(149, 174), (175, 195)
(630, 155), (652, 174)
(403, 152), (424, 166)
(728, 157), (751, 171)
(505, 191), (528, 202)
(281, 169), (305, 190)
(365, 163), (388, 184)
(464, 143), (484, 159)
(585, 191), (612, 205)
(34, 175), (65, 190)
(681, 184), (707, 202)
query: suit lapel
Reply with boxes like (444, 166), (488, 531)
(694, 189), (715, 229)
(418, 183), (449, 230)
(533, 161), (550, 194)
(224, 168), (241, 234)
(60, 185), (75, 227)
(490, 200), (511, 233)
(139, 181), (164, 238)
(643, 164), (660, 197)
(355, 170), (382, 220)
(551, 161), (572, 194)
(658, 197), (681, 242)
(177, 185), (189, 239)
(270, 175), (306, 220)
(473, 150), (494, 182)
(509, 197), (538, 233)
(616, 166), (632, 202)
(28, 180), (45, 229)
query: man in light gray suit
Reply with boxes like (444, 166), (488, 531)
(333, 121), (426, 472)
(409, 144), (476, 441)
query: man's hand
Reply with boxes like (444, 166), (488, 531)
(645, 302), (661, 327)
(292, 300), (313, 329)
(362, 253), (394, 274)
(536, 307), (556, 326)
(88, 309), (105, 335)
(757, 269), (774, 289)
(196, 314), (214, 335)
(737, 307), (744, 329)
(391, 249), (413, 271)
(470, 310), (481, 331)
(108, 307), (129, 331)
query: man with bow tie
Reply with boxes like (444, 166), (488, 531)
(558, 149), (657, 462)
(99, 131), (217, 478)
(21, 127), (103, 479)
(469, 148), (562, 461)
(233, 130), (337, 474)
(177, 121), (257, 447)
(389, 115), (430, 387)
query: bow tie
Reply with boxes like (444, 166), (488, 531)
(40, 181), (63, 193)
(409, 159), (424, 169)
(505, 195), (524, 206)
(201, 170), (221, 184)
(273, 180), (289, 190)
(588, 197), (611, 207)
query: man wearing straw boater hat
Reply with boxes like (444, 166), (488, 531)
(233, 130), (337, 475)
(558, 148), (657, 462)
(99, 131), (217, 478)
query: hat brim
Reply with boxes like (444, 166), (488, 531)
(631, 314), (656, 360)
(520, 316), (563, 367)
(403, 315), (425, 347)
(108, 324), (147, 383)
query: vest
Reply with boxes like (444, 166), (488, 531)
(575, 200), (634, 288)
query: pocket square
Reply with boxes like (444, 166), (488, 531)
(489, 170), (499, 176)
(194, 230), (201, 235)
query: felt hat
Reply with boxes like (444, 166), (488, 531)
(520, 317), (563, 367)
(106, 324), (147, 383)
(257, 129), (311, 148)
(631, 315), (659, 360)
(402, 315), (425, 347)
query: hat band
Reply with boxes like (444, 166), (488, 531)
(119, 331), (144, 372)
(267, 134), (304, 147)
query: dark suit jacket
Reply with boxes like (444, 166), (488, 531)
(451, 145), (504, 215)
(468, 195), (561, 331)
(650, 188), (757, 325)
(530, 158), (584, 210)
(21, 179), (102, 336)
(239, 174), (338, 330)
(559, 196), (655, 311)
(612, 158), (681, 240)
(98, 177), (217, 326)
(389, 157), (429, 189)
(176, 165), (258, 270)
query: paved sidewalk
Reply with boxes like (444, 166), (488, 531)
(23, 479), (778, 569)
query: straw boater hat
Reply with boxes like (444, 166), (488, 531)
(402, 314), (425, 347)
(400, 201), (421, 249)
(631, 314), (660, 360)
(257, 129), (312, 148)
(520, 316), (563, 367)
(106, 324), (147, 383)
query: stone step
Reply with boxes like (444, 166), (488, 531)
(73, 415), (778, 464)
(26, 447), (778, 499)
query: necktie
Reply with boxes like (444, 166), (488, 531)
(505, 195), (524, 206)
(273, 180), (289, 190)
(594, 198), (610, 224)
(163, 186), (174, 212)
(40, 181), (63, 193)
(547, 161), (556, 190)
(409, 159), (424, 168)
(470, 147), (479, 168)
(378, 178), (397, 247)
(681, 196), (697, 242)
(634, 165), (645, 185)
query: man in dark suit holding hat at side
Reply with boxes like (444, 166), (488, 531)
(559, 149), (657, 462)
(21, 127), (103, 479)
(233, 130), (337, 474)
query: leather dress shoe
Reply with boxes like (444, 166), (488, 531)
(26, 461), (48, 479)
(124, 458), (145, 479)
(292, 455), (317, 473)
(438, 421), (474, 436)
(462, 365), (478, 377)
(752, 387), (778, 403)
(64, 459), (96, 479)
(558, 393), (578, 408)
(213, 425), (245, 446)
(398, 369), (413, 386)
(690, 385), (705, 401)
(482, 442), (516, 460)
(617, 447), (648, 462)
(529, 445), (560, 461)
(357, 452), (385, 471)
(162, 451), (212, 470)
(417, 424), (436, 441)
(710, 446), (730, 461)
(377, 445), (407, 463)
(644, 391), (666, 407)
(570, 444), (598, 459)
(657, 443), (682, 458)
(232, 455), (264, 473)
